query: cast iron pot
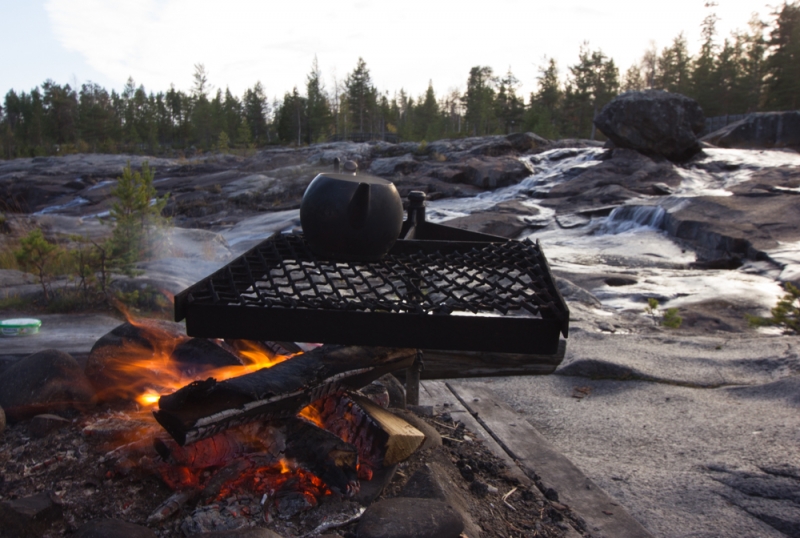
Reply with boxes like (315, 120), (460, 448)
(300, 173), (404, 261)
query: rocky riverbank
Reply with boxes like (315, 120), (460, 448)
(1, 101), (800, 536)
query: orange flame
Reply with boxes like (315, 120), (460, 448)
(298, 403), (325, 428)
(97, 315), (296, 416)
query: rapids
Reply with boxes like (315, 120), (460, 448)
(425, 147), (795, 321)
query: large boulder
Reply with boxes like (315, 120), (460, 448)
(702, 111), (800, 150)
(462, 156), (532, 189)
(594, 90), (705, 161)
(369, 154), (420, 176)
(0, 349), (95, 421)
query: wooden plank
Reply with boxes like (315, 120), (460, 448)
(419, 340), (566, 379)
(447, 382), (654, 538)
(418, 381), (531, 488)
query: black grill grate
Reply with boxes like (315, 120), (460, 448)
(175, 232), (569, 354)
(188, 234), (561, 318)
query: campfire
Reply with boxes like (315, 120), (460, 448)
(77, 317), (431, 522)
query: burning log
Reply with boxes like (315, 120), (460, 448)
(285, 417), (359, 496)
(154, 345), (415, 445)
(152, 416), (359, 497)
(305, 393), (425, 480)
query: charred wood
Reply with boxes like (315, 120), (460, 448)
(154, 345), (415, 445)
(285, 417), (359, 497)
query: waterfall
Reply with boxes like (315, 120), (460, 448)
(599, 205), (666, 234)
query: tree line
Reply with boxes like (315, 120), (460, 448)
(0, 2), (797, 159)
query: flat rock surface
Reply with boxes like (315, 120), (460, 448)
(453, 327), (800, 538)
(0, 314), (123, 357)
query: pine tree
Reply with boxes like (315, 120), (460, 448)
(656, 34), (692, 94)
(109, 161), (169, 274)
(692, 5), (720, 114)
(622, 64), (645, 92)
(495, 69), (525, 134)
(275, 88), (307, 145)
(525, 58), (563, 138)
(415, 82), (440, 140)
(564, 45), (619, 139)
(764, 1), (800, 109)
(306, 57), (331, 143)
(464, 66), (496, 136)
(738, 15), (768, 112)
(345, 58), (377, 135)
(243, 82), (269, 144)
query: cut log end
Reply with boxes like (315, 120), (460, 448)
(351, 395), (426, 466)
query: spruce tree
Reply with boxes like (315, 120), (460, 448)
(306, 57), (331, 144)
(109, 161), (169, 275)
(764, 1), (800, 109)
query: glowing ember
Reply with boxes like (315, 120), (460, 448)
(298, 403), (324, 428)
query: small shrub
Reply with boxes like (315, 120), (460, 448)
(14, 229), (64, 304)
(0, 294), (28, 311)
(644, 297), (682, 328)
(644, 297), (660, 325)
(0, 243), (19, 269)
(662, 308), (683, 329)
(747, 282), (800, 333)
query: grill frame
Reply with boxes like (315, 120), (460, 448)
(175, 214), (569, 355)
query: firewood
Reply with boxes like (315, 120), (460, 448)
(153, 345), (415, 445)
(350, 395), (425, 465)
(285, 417), (359, 497)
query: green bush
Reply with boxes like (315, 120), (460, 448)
(14, 229), (63, 304)
(644, 297), (682, 329)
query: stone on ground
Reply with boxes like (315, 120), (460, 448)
(29, 413), (71, 438)
(0, 491), (63, 537)
(0, 349), (95, 422)
(594, 90), (705, 161)
(357, 497), (463, 538)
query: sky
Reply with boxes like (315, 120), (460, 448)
(0, 0), (773, 103)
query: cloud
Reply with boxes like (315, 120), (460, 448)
(44, 0), (763, 99)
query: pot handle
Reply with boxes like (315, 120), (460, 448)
(348, 182), (370, 230)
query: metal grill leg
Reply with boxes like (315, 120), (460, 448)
(406, 350), (423, 406)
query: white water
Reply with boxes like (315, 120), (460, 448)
(599, 205), (666, 235)
(426, 146), (796, 317)
(674, 148), (800, 197)
(34, 197), (90, 215)
(426, 147), (605, 222)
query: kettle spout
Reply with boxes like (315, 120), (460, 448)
(348, 182), (370, 230)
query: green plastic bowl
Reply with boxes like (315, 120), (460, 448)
(0, 318), (42, 336)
